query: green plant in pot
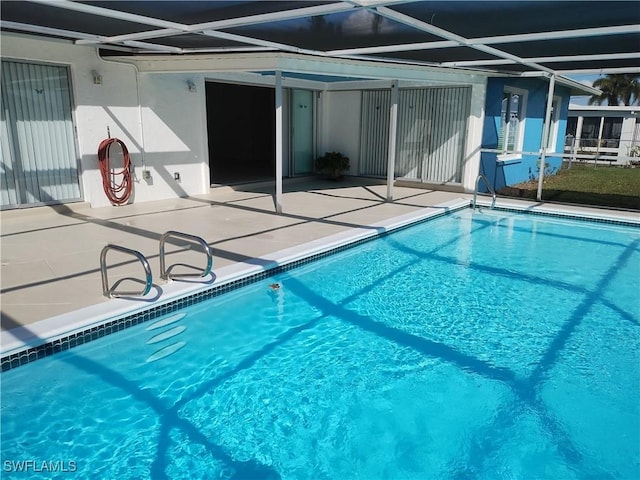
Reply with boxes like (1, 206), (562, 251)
(316, 151), (350, 180)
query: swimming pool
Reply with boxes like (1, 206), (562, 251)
(1, 207), (638, 479)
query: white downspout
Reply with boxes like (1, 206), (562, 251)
(386, 80), (399, 201)
(536, 74), (556, 201)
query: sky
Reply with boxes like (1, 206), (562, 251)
(565, 73), (600, 106)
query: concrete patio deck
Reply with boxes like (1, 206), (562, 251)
(1, 178), (472, 334)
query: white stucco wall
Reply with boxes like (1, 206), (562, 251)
(3, 32), (487, 207)
(461, 82), (488, 192)
(619, 116), (638, 157)
(320, 91), (362, 174)
(2, 33), (209, 208)
(136, 73), (208, 201)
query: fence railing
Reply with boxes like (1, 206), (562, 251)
(563, 137), (640, 165)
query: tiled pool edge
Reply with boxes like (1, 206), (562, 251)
(1, 199), (468, 371)
(3, 199), (637, 371)
(478, 199), (640, 227)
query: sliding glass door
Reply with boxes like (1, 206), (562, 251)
(1, 60), (81, 208)
(359, 86), (471, 184)
(291, 89), (314, 175)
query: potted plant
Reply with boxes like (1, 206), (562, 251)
(315, 151), (350, 180)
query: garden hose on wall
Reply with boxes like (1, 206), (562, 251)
(98, 137), (133, 205)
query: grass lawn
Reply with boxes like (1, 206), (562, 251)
(498, 163), (640, 210)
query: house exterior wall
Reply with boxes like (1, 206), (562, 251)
(462, 82), (488, 191)
(321, 91), (363, 175)
(2, 33), (210, 208)
(3, 31), (489, 208)
(566, 106), (639, 162)
(481, 77), (572, 191)
(321, 81), (486, 191)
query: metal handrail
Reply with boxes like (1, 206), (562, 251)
(100, 244), (153, 298)
(472, 173), (497, 209)
(159, 231), (213, 281)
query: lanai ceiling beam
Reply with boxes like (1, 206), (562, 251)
(374, 5), (557, 75)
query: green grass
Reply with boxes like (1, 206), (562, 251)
(498, 163), (640, 210)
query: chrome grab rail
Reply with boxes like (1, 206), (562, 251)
(472, 173), (497, 209)
(100, 244), (153, 298)
(159, 230), (213, 281)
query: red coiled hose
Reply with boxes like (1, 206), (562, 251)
(98, 138), (133, 205)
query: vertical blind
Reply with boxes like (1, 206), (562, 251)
(359, 90), (391, 177)
(395, 88), (430, 180)
(1, 60), (80, 207)
(420, 87), (470, 183)
(360, 86), (471, 184)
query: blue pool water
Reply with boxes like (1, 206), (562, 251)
(1, 208), (639, 479)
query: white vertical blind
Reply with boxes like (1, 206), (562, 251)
(0, 101), (18, 206)
(396, 88), (430, 180)
(423, 86), (470, 183)
(359, 90), (390, 177)
(1, 60), (80, 207)
(360, 86), (470, 184)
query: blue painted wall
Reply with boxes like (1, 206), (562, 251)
(480, 78), (571, 191)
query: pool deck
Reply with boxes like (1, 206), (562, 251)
(1, 177), (638, 354)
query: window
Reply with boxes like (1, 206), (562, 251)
(581, 117), (600, 147)
(498, 87), (527, 158)
(545, 96), (561, 152)
(565, 117), (578, 147)
(580, 117), (622, 149)
(602, 117), (622, 148)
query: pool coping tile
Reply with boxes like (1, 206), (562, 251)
(2, 198), (638, 371)
(1, 199), (470, 370)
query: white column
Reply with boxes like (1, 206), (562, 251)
(386, 81), (399, 201)
(275, 71), (283, 213)
(596, 115), (605, 163)
(575, 115), (584, 148)
(536, 74), (556, 201)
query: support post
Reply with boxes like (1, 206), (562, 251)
(595, 115), (605, 168)
(275, 71), (283, 213)
(568, 135), (577, 169)
(386, 81), (399, 201)
(536, 74), (555, 202)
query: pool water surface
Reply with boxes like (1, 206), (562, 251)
(1, 208), (638, 479)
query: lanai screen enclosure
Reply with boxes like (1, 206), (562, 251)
(1, 1), (638, 210)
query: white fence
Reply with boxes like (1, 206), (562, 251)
(563, 136), (640, 165)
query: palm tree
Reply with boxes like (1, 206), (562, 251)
(589, 74), (640, 106)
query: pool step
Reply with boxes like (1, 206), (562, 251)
(147, 326), (186, 345)
(145, 313), (188, 363)
(146, 342), (187, 363)
(146, 313), (187, 331)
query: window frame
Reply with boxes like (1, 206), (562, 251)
(498, 86), (527, 161)
(545, 95), (562, 152)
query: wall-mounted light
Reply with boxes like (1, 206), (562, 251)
(91, 70), (102, 85)
(186, 79), (196, 93)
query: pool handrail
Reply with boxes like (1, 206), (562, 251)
(472, 173), (497, 209)
(100, 244), (153, 298)
(159, 230), (213, 281)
